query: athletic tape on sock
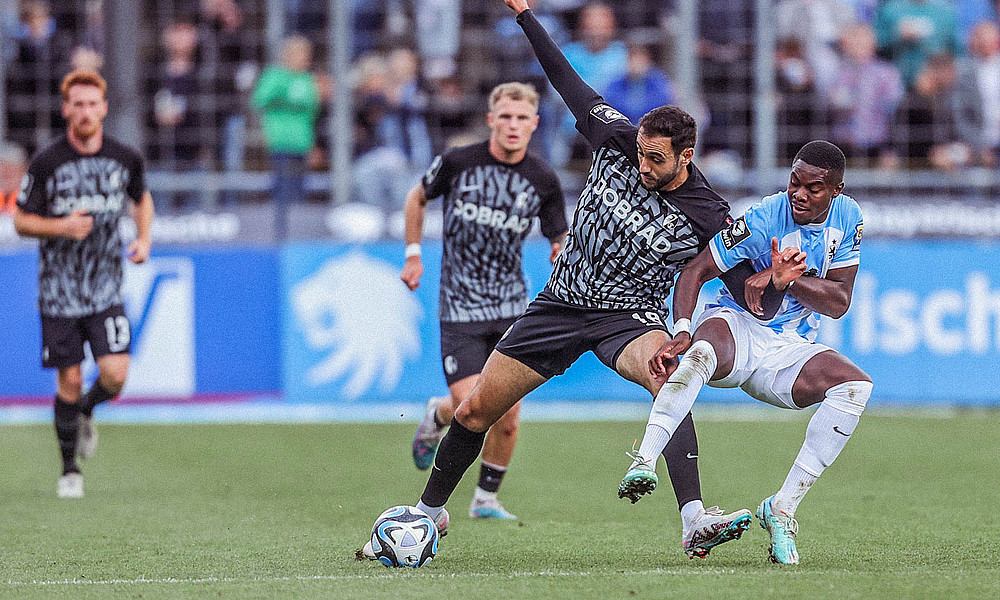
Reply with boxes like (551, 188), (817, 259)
(822, 380), (873, 417)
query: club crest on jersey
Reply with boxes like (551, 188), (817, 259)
(852, 223), (864, 251)
(662, 213), (678, 233)
(590, 104), (628, 124)
(720, 216), (751, 250)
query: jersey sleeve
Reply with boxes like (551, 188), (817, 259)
(537, 173), (568, 240)
(708, 202), (772, 272)
(831, 200), (863, 270)
(420, 151), (455, 200)
(516, 9), (633, 149)
(575, 103), (638, 152)
(15, 159), (49, 216)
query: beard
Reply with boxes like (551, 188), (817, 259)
(640, 157), (683, 190)
(71, 119), (100, 140)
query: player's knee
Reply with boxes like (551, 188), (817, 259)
(681, 340), (718, 383)
(100, 369), (128, 394)
(454, 398), (492, 433)
(58, 371), (83, 399)
(492, 413), (520, 439)
(823, 380), (873, 417)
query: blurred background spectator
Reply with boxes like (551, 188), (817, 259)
(553, 1), (626, 169)
(151, 21), (204, 211)
(828, 21), (904, 168)
(875, 0), (962, 89)
(602, 41), (675, 125)
(952, 20), (1000, 168)
(697, 0), (754, 165)
(202, 0), (261, 206)
(1, 0), (999, 239)
(351, 51), (423, 216)
(252, 35), (321, 237)
(775, 37), (819, 163)
(775, 0), (856, 94)
(5, 0), (72, 154)
(894, 53), (968, 169)
(414, 0), (461, 82)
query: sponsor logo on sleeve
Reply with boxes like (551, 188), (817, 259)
(589, 104), (629, 125)
(852, 223), (864, 251)
(719, 216), (751, 250)
(15, 174), (32, 206)
(422, 155), (443, 186)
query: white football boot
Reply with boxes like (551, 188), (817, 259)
(57, 472), (84, 499)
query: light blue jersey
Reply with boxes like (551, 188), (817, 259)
(708, 192), (864, 341)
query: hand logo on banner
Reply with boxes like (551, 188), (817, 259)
(292, 250), (423, 399)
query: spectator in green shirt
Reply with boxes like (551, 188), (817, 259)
(252, 35), (320, 238)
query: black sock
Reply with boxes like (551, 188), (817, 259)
(477, 462), (507, 493)
(79, 380), (116, 418)
(54, 395), (81, 475)
(420, 418), (486, 508)
(662, 412), (702, 510)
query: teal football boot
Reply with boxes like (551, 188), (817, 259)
(618, 445), (658, 504)
(756, 496), (800, 564)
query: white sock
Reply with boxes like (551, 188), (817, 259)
(637, 340), (717, 463)
(773, 380), (872, 516)
(473, 487), (497, 502)
(772, 464), (817, 517)
(680, 499), (705, 532)
(415, 500), (443, 520)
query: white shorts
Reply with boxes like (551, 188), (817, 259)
(695, 306), (831, 410)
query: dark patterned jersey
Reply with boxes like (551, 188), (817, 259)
(423, 140), (568, 323)
(517, 9), (732, 315)
(17, 135), (146, 317)
(546, 119), (731, 312)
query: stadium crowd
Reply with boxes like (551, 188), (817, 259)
(2, 0), (999, 213)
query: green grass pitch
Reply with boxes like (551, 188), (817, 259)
(0, 414), (997, 599)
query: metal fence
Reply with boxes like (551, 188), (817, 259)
(1, 0), (998, 229)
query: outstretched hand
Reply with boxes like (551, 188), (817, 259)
(648, 332), (691, 379)
(770, 237), (807, 289)
(503, 0), (530, 14)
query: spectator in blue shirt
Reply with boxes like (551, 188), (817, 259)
(603, 42), (675, 125)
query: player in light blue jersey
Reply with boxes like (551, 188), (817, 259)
(620, 141), (873, 565)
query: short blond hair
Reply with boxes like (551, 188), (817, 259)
(488, 82), (539, 113)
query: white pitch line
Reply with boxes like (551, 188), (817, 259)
(3, 568), (821, 587)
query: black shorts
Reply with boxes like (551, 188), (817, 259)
(494, 291), (667, 379)
(440, 317), (519, 386)
(41, 304), (131, 369)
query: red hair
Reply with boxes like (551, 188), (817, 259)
(60, 70), (107, 101)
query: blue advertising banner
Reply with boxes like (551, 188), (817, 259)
(814, 240), (1000, 403)
(4, 240), (997, 406)
(0, 246), (281, 399)
(281, 240), (1000, 405)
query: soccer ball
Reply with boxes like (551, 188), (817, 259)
(369, 505), (438, 568)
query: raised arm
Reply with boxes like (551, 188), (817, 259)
(506, 1), (602, 123)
